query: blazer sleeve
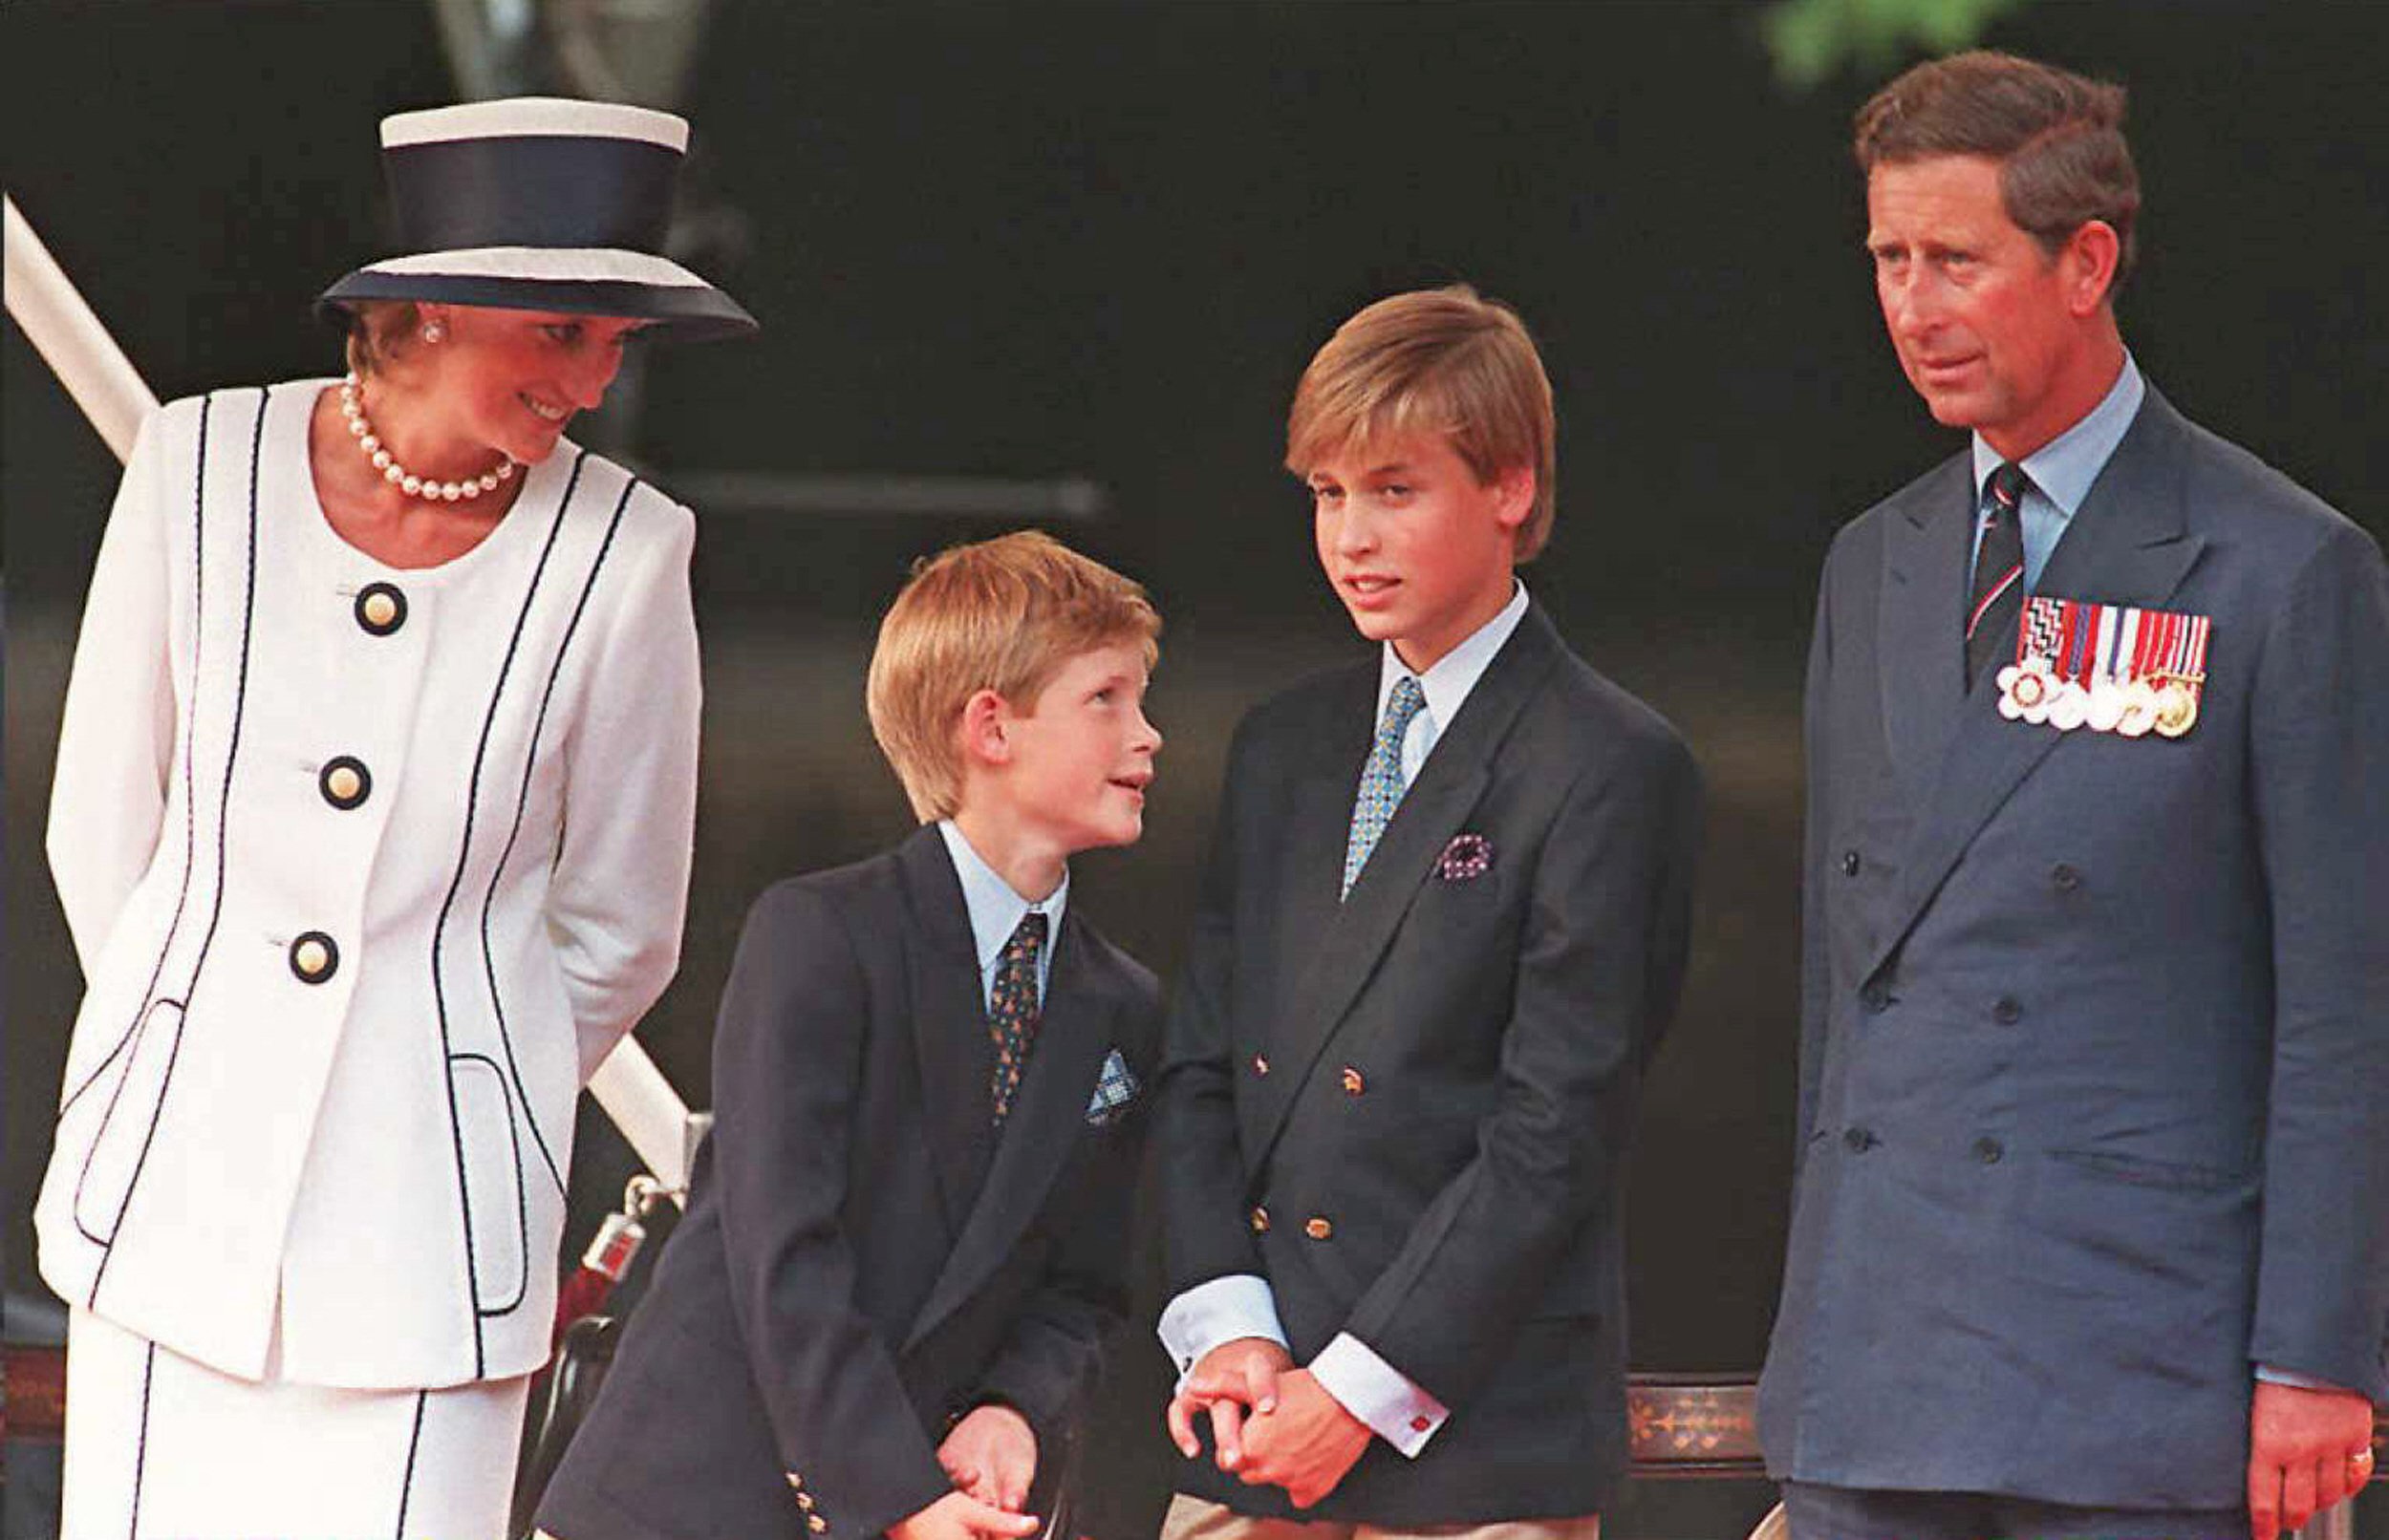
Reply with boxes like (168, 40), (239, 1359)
(1156, 715), (1271, 1295)
(2245, 521), (2389, 1401)
(48, 405), (178, 977)
(549, 499), (701, 1082)
(1339, 729), (1705, 1409)
(974, 974), (1163, 1445)
(711, 881), (955, 1535)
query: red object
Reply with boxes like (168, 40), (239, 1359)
(551, 1208), (648, 1345)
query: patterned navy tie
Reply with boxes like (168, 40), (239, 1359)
(1967, 462), (2029, 692)
(1343, 674), (1427, 899)
(988, 910), (1047, 1125)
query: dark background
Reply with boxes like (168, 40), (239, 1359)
(7, 3), (2384, 1534)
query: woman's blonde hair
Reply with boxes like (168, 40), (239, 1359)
(867, 530), (1161, 822)
(1286, 285), (1558, 561)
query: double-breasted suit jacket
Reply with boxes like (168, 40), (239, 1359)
(537, 826), (1163, 1540)
(1159, 604), (1702, 1523)
(1759, 387), (2389, 1508)
(36, 380), (700, 1388)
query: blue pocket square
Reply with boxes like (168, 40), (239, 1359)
(1086, 1048), (1138, 1126)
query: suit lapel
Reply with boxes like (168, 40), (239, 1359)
(896, 827), (996, 1240)
(1877, 454), (1975, 803)
(903, 913), (1116, 1352)
(1247, 606), (1560, 1166)
(1865, 391), (2208, 982)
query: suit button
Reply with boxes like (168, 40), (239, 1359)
(1973, 1137), (2005, 1165)
(1840, 849), (1862, 877)
(1251, 1054), (1270, 1077)
(355, 582), (407, 635)
(2052, 863), (2080, 892)
(1249, 1206), (1270, 1233)
(1862, 981), (1891, 1014)
(1992, 996), (2023, 1025)
(319, 756), (372, 810)
(1303, 1216), (1333, 1241)
(1844, 1126), (1877, 1152)
(808, 1517), (828, 1534)
(795, 1493), (815, 1510)
(289, 931), (339, 983)
(1341, 1066), (1366, 1096)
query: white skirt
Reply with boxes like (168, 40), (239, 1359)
(62, 1308), (531, 1540)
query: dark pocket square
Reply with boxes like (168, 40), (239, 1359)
(1434, 832), (1494, 882)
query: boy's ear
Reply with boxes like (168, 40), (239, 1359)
(1493, 466), (1536, 531)
(958, 688), (1014, 767)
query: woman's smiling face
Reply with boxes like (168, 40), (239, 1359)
(414, 306), (648, 466)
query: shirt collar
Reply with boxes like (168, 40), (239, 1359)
(936, 820), (1068, 975)
(1376, 580), (1530, 730)
(1971, 352), (2144, 517)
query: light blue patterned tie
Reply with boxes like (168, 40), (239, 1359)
(1343, 674), (1427, 899)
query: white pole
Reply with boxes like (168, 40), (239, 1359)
(5, 195), (156, 459)
(6, 193), (699, 1192)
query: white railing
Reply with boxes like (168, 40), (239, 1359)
(5, 192), (701, 1192)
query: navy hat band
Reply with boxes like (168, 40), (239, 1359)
(384, 136), (680, 255)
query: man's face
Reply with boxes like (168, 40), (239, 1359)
(1866, 154), (2097, 460)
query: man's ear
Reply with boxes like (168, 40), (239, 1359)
(957, 688), (1013, 769)
(2063, 219), (2121, 316)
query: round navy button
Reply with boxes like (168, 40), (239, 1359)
(319, 756), (373, 810)
(355, 583), (408, 636)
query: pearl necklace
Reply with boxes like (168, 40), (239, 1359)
(338, 374), (516, 502)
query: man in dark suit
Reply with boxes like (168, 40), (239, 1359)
(536, 532), (1165, 1540)
(1154, 287), (1702, 1535)
(1759, 51), (2388, 1540)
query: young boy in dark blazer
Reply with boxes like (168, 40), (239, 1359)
(538, 531), (1165, 1540)
(1155, 288), (1702, 1536)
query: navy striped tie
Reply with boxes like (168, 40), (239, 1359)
(1966, 463), (2029, 692)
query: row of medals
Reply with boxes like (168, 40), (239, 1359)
(1995, 653), (2200, 738)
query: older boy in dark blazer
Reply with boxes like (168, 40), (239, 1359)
(537, 531), (1165, 1540)
(1154, 288), (1703, 1534)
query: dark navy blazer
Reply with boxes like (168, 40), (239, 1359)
(1158, 604), (1703, 1523)
(1760, 389), (2389, 1508)
(538, 827), (1161, 1540)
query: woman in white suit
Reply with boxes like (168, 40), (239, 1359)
(35, 96), (754, 1538)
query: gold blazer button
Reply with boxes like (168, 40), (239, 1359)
(1249, 1206), (1271, 1233)
(1303, 1216), (1333, 1241)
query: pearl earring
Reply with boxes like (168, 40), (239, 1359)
(420, 320), (446, 345)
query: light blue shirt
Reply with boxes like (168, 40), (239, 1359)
(1969, 353), (2144, 591)
(936, 821), (1065, 1012)
(1375, 581), (1531, 782)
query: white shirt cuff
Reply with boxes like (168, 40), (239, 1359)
(2255, 1363), (2349, 1393)
(1310, 1333), (1450, 1458)
(1157, 1275), (1289, 1393)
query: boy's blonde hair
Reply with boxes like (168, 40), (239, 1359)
(867, 530), (1161, 822)
(1285, 285), (1558, 562)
